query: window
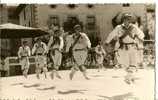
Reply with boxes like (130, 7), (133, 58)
(87, 4), (94, 8)
(0, 4), (3, 8)
(122, 3), (130, 7)
(50, 5), (57, 8)
(86, 15), (96, 30)
(29, 21), (31, 27)
(49, 15), (60, 27)
(63, 15), (83, 33)
(67, 4), (76, 9)
(23, 9), (26, 20)
(67, 16), (79, 23)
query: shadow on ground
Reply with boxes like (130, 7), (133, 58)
(11, 82), (24, 86)
(23, 83), (41, 88)
(112, 76), (120, 78)
(57, 89), (87, 95)
(97, 92), (138, 100)
(90, 75), (104, 77)
(36, 86), (56, 91)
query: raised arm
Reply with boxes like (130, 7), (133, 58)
(65, 35), (73, 52)
(134, 25), (145, 42)
(59, 36), (64, 51)
(101, 46), (106, 55)
(27, 46), (31, 56)
(105, 26), (119, 44)
(82, 33), (91, 48)
(18, 47), (22, 58)
(43, 42), (47, 54)
(47, 36), (54, 51)
(32, 44), (37, 55)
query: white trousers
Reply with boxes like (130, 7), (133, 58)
(51, 50), (62, 69)
(117, 45), (137, 67)
(73, 50), (88, 66)
(20, 57), (30, 70)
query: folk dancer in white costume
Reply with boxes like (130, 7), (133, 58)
(18, 41), (31, 78)
(32, 38), (47, 79)
(105, 13), (144, 84)
(47, 26), (64, 79)
(66, 25), (91, 80)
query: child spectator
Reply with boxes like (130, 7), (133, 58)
(95, 40), (106, 72)
(0, 56), (9, 77)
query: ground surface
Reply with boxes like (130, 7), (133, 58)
(0, 68), (155, 100)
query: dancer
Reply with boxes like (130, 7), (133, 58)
(66, 24), (91, 80)
(105, 13), (144, 84)
(47, 26), (64, 79)
(32, 38), (47, 79)
(18, 41), (31, 78)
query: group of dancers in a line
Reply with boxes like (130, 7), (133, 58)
(15, 13), (145, 84)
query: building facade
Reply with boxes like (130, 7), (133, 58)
(0, 4), (8, 24)
(0, 5), (21, 57)
(0, 4), (11, 57)
(17, 4), (149, 47)
(15, 4), (36, 48)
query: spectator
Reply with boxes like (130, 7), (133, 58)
(0, 56), (9, 77)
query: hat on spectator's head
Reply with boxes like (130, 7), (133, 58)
(122, 13), (133, 21)
(74, 24), (81, 30)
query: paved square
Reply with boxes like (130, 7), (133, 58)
(0, 68), (155, 100)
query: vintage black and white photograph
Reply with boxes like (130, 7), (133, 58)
(0, 3), (156, 100)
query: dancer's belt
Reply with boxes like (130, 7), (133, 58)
(21, 56), (27, 58)
(123, 43), (136, 50)
(73, 48), (87, 51)
(36, 53), (43, 55)
(123, 43), (135, 45)
(20, 56), (28, 60)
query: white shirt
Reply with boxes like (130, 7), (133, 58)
(66, 32), (91, 52)
(18, 46), (31, 58)
(105, 23), (144, 44)
(47, 36), (64, 51)
(32, 42), (47, 55)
